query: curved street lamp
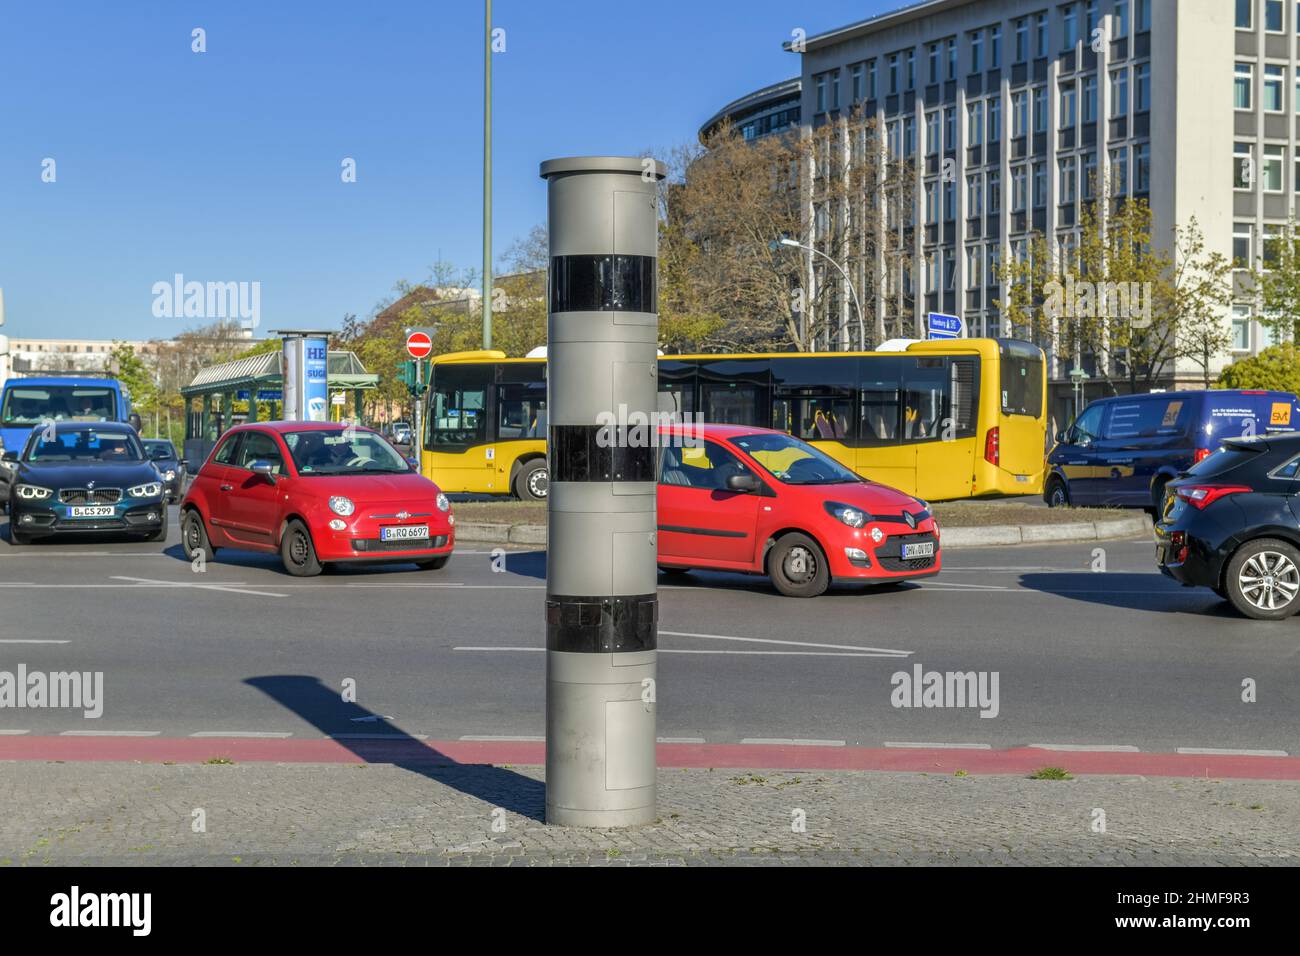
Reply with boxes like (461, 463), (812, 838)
(778, 237), (866, 352)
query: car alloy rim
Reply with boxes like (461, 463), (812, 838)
(784, 545), (816, 584)
(1238, 551), (1300, 611)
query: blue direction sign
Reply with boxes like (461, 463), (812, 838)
(927, 312), (963, 339)
(237, 390), (283, 401)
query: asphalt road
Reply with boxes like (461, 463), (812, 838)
(0, 505), (1297, 753)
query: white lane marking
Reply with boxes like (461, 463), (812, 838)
(1029, 743), (1140, 752)
(885, 741), (992, 750)
(0, 551), (174, 558)
(919, 581), (1015, 591)
(657, 737), (706, 744)
(0, 639), (70, 644)
(0, 729), (31, 735)
(59, 730), (161, 737)
(1176, 747), (1289, 757)
(331, 733), (429, 740)
(740, 738), (846, 747)
(109, 576), (287, 598)
(659, 630), (911, 656)
(459, 735), (544, 742)
(189, 731), (293, 739)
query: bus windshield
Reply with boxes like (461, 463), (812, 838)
(1, 385), (117, 426)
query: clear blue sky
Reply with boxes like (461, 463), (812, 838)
(0, 0), (892, 341)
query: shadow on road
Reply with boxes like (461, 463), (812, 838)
(245, 675), (545, 822)
(1017, 571), (1237, 616)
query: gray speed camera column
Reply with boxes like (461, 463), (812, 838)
(540, 156), (665, 828)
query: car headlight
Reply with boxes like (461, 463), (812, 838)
(436, 493), (450, 513)
(824, 501), (868, 528)
(329, 496), (355, 516)
(163, 469), (176, 481)
(15, 484), (53, 501)
(128, 481), (163, 498)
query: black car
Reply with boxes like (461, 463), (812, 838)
(3, 423), (167, 545)
(142, 438), (187, 502)
(1156, 432), (1300, 620)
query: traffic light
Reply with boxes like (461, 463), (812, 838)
(396, 360), (427, 396)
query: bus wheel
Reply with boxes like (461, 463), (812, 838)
(515, 460), (548, 501)
(1045, 477), (1069, 508)
(768, 532), (829, 598)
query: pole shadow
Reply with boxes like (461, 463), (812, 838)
(244, 675), (545, 822)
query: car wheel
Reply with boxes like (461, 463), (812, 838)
(1224, 538), (1300, 620)
(515, 460), (548, 501)
(414, 555), (450, 571)
(767, 532), (829, 598)
(281, 519), (323, 577)
(1045, 478), (1069, 508)
(181, 509), (216, 562)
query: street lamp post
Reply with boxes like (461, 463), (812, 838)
(482, 0), (493, 350)
(778, 238), (866, 352)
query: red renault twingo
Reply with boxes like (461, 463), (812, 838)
(180, 422), (454, 576)
(656, 424), (940, 597)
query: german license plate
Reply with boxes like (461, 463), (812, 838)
(69, 505), (114, 518)
(380, 524), (429, 541)
(901, 541), (935, 560)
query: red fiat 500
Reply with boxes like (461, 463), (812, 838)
(180, 422), (454, 576)
(656, 424), (940, 597)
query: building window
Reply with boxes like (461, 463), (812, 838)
(887, 120), (901, 158)
(1264, 224), (1284, 267)
(1033, 161), (1047, 208)
(1111, 68), (1129, 117)
(944, 180), (956, 220)
(967, 246), (982, 290)
(1235, 141), (1255, 188)
(1059, 156), (1078, 204)
(1082, 152), (1098, 199)
(944, 107), (956, 149)
(1086, 0), (1100, 34)
(925, 181), (938, 224)
(1063, 4), (1078, 48)
(1012, 165), (1028, 211)
(989, 169), (1002, 213)
(947, 37), (957, 80)
(889, 54), (899, 94)
(944, 248), (956, 291)
(851, 63), (864, 102)
(1264, 143), (1285, 191)
(1035, 12), (1048, 56)
(816, 74), (827, 113)
(1235, 62), (1253, 109)
(1135, 0), (1152, 31)
(1115, 0), (1130, 38)
(1060, 83), (1077, 128)
(906, 50), (916, 90)
(1231, 305), (1252, 351)
(968, 100), (984, 145)
(929, 43), (940, 83)
(988, 96), (1001, 140)
(1266, 0), (1284, 32)
(1134, 142), (1150, 192)
(987, 245), (1000, 286)
(967, 173), (984, 217)
(926, 110), (940, 154)
(868, 60), (877, 99)
(1236, 0), (1253, 29)
(1110, 146), (1129, 195)
(1015, 17), (1028, 62)
(1082, 74), (1097, 123)
(1134, 63), (1150, 111)
(1265, 65), (1285, 112)
(1013, 90), (1029, 137)
(990, 24), (1002, 68)
(831, 72), (840, 110)
(1294, 146), (1300, 191)
(904, 116), (916, 157)
(971, 29), (983, 73)
(1034, 86), (1048, 132)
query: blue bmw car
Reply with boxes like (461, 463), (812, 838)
(3, 423), (167, 545)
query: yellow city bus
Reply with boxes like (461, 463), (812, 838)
(421, 338), (1047, 502)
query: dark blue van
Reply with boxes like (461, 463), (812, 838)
(1045, 389), (1300, 509)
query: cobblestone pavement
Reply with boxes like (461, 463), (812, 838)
(1, 762), (1296, 866)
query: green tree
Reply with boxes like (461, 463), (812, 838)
(109, 342), (158, 432)
(1250, 218), (1300, 342)
(1216, 343), (1300, 393)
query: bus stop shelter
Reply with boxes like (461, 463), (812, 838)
(180, 349), (379, 465)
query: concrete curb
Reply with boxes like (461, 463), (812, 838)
(454, 512), (1154, 550)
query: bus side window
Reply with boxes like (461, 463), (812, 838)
(859, 357), (903, 446)
(497, 383), (546, 440)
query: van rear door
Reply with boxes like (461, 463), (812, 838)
(1203, 391), (1300, 449)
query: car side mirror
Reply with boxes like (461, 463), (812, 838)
(250, 460), (277, 483)
(726, 473), (760, 494)
(1055, 431), (1068, 445)
(1, 451), (17, 463)
(179, 459), (189, 469)
(128, 413), (143, 432)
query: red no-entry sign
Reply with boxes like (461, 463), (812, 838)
(405, 331), (433, 359)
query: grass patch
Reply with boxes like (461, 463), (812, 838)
(204, 757), (234, 765)
(1029, 766), (1074, 781)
